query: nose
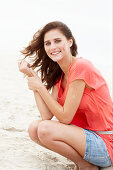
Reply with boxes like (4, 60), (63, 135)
(50, 42), (57, 51)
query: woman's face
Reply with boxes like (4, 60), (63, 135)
(44, 29), (72, 62)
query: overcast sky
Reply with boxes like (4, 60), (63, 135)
(0, 0), (112, 67)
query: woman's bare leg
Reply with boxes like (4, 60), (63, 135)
(28, 120), (43, 144)
(28, 119), (51, 149)
(28, 120), (99, 170)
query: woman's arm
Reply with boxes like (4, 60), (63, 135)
(33, 85), (58, 120)
(18, 60), (58, 120)
(37, 80), (85, 124)
(27, 73), (85, 124)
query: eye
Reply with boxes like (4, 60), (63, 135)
(55, 39), (61, 43)
(44, 42), (51, 46)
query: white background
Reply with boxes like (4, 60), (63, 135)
(0, 0), (112, 94)
(0, 0), (112, 64)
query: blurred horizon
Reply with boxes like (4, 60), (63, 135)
(0, 0), (112, 72)
(0, 2), (112, 169)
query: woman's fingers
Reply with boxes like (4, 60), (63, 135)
(29, 68), (37, 77)
(18, 60), (29, 73)
(18, 60), (37, 77)
(27, 62), (31, 68)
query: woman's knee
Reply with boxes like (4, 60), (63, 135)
(28, 120), (42, 141)
(38, 120), (53, 142)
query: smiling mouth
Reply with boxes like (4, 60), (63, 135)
(51, 51), (61, 55)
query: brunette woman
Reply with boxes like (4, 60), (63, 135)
(18, 21), (113, 170)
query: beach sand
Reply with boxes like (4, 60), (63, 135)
(0, 57), (76, 170)
(0, 126), (75, 170)
(0, 56), (112, 170)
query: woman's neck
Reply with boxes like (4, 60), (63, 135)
(58, 55), (76, 78)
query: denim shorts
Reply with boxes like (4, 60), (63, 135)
(83, 129), (112, 167)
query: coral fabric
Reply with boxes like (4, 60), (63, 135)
(56, 57), (113, 162)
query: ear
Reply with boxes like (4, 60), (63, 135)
(68, 39), (73, 47)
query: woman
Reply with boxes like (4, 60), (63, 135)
(18, 21), (113, 170)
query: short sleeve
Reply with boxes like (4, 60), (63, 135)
(69, 58), (101, 90)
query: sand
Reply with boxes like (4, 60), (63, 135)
(0, 57), (76, 170)
(0, 56), (112, 170)
(0, 127), (75, 170)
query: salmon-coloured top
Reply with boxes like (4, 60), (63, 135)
(56, 57), (113, 162)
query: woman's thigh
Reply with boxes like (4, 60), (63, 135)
(38, 120), (86, 157)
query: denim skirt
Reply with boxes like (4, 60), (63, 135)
(83, 129), (112, 167)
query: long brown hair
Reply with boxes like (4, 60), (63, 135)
(21, 21), (78, 90)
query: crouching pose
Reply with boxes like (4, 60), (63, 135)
(18, 21), (113, 170)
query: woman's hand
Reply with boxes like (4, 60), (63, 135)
(27, 69), (43, 91)
(18, 60), (33, 77)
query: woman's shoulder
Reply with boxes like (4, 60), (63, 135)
(77, 57), (94, 66)
(70, 57), (94, 72)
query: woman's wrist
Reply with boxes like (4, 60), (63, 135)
(36, 83), (45, 93)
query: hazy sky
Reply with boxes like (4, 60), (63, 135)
(0, 0), (112, 66)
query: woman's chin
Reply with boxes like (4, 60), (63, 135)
(52, 55), (63, 62)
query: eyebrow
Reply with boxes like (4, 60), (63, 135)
(44, 38), (61, 43)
